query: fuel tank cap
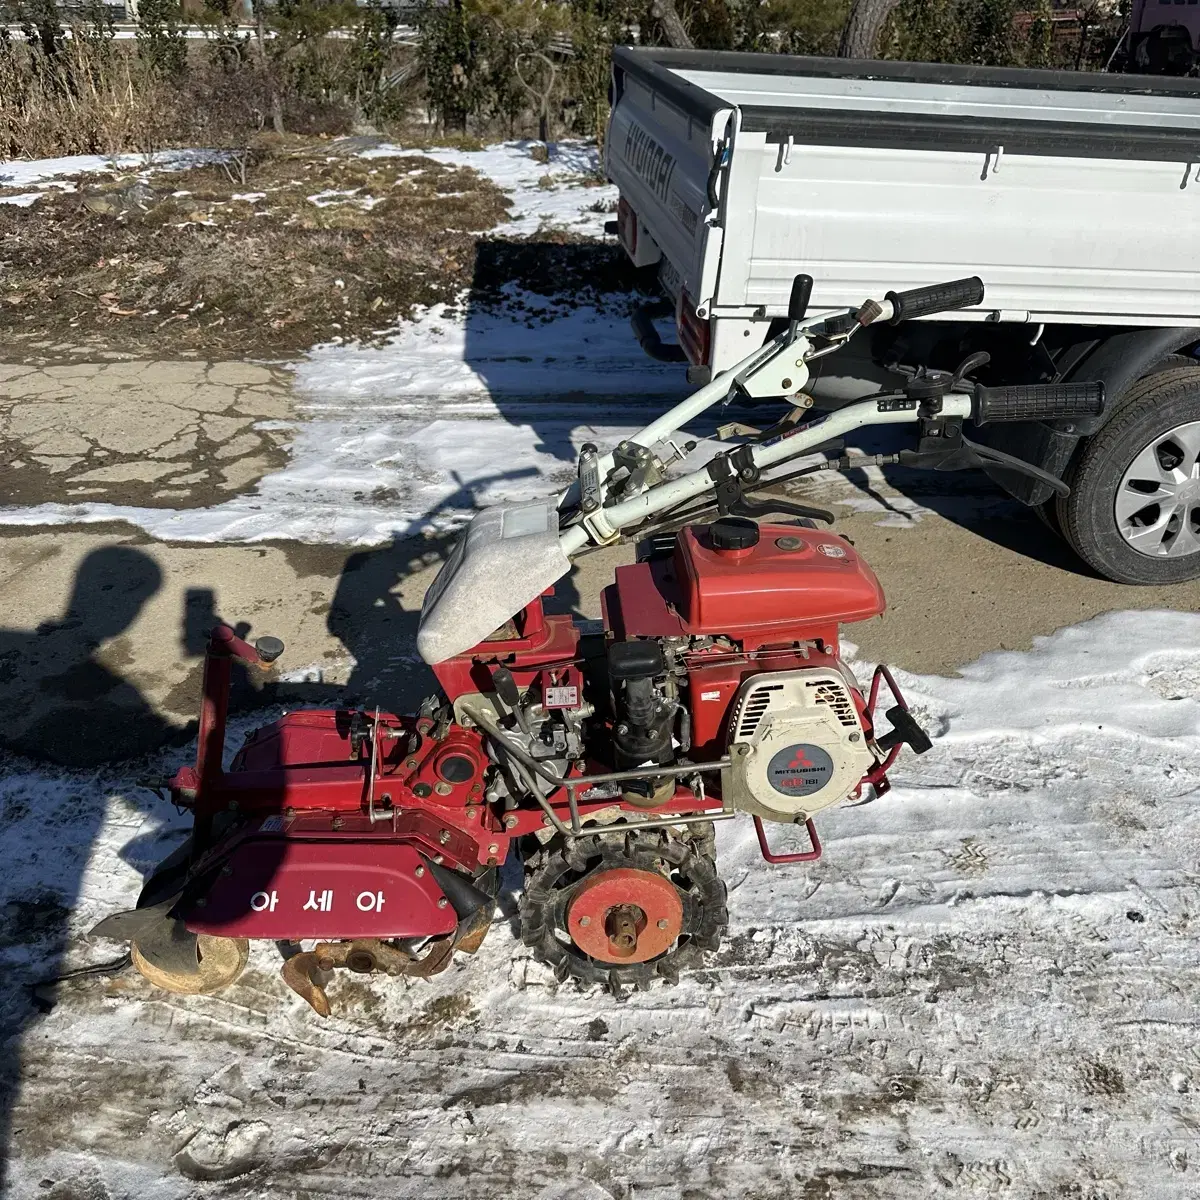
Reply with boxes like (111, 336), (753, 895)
(710, 517), (760, 551)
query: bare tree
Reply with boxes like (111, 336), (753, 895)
(838, 0), (903, 57)
(251, 0), (284, 134)
(651, 0), (694, 50)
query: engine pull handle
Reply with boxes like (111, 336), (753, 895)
(875, 705), (932, 755)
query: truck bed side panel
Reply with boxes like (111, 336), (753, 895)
(736, 133), (1200, 324)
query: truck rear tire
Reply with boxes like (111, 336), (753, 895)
(1058, 365), (1200, 583)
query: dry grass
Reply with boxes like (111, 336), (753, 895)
(0, 39), (172, 160)
(0, 141), (643, 358)
(0, 35), (357, 163)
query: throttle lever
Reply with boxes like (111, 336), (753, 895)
(951, 351), (991, 388)
(787, 273), (814, 339)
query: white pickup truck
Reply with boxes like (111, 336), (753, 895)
(604, 47), (1200, 586)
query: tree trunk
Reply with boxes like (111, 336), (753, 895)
(252, 0), (285, 134)
(838, 0), (903, 58)
(651, 0), (693, 50)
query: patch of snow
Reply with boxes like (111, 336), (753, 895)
(0, 148), (223, 191)
(230, 191), (266, 202)
(0, 296), (689, 545)
(0, 192), (40, 208)
(6, 611), (1200, 1196)
(307, 187), (361, 206)
(361, 139), (617, 238)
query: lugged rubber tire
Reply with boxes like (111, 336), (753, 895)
(1058, 365), (1200, 584)
(520, 828), (727, 995)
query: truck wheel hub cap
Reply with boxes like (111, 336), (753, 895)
(1116, 420), (1200, 558)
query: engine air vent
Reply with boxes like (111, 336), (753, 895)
(806, 678), (857, 727)
(734, 682), (784, 740)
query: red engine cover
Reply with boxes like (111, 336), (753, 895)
(604, 523), (884, 648)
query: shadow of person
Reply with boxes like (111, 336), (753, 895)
(328, 530), (459, 715)
(465, 237), (678, 467)
(0, 546), (174, 766)
(0, 544), (174, 1195)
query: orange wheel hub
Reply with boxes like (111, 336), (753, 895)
(566, 867), (683, 964)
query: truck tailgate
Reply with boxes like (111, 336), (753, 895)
(605, 59), (730, 313)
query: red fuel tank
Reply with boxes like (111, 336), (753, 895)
(677, 522), (885, 633)
(603, 521), (885, 647)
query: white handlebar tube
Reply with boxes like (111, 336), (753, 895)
(569, 301), (898, 506)
(560, 392), (972, 557)
(557, 334), (806, 512)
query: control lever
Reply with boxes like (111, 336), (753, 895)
(787, 273), (814, 340)
(706, 448), (836, 523)
(731, 496), (836, 524)
(875, 706), (932, 755)
(491, 666), (533, 736)
(951, 351), (990, 388)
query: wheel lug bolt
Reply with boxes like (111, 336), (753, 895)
(657, 919), (669, 929)
(579, 915), (591, 927)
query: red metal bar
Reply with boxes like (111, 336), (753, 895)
(754, 815), (822, 864)
(188, 624), (276, 860)
(195, 625), (266, 794)
(195, 649), (231, 795)
(867, 662), (904, 723)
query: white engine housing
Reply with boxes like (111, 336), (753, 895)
(725, 668), (876, 822)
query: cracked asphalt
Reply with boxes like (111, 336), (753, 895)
(0, 360), (292, 509)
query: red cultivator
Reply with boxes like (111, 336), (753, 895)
(92, 275), (1105, 1008)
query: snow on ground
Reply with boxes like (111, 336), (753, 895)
(0, 149), (225, 198)
(4, 610), (1200, 1198)
(0, 295), (692, 545)
(359, 139), (616, 238)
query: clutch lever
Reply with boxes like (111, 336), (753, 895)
(731, 496), (837, 524)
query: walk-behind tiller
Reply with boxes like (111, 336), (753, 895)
(94, 275), (1105, 1011)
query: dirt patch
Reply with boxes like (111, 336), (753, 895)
(0, 139), (642, 361)
(1080, 1059), (1126, 1096)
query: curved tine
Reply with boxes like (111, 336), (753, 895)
(281, 946), (344, 1017)
(396, 934), (456, 978)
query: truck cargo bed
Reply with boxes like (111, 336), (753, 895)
(606, 48), (1200, 369)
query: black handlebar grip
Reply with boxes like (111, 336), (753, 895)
(885, 276), (985, 324)
(971, 381), (1106, 425)
(788, 274), (814, 324)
